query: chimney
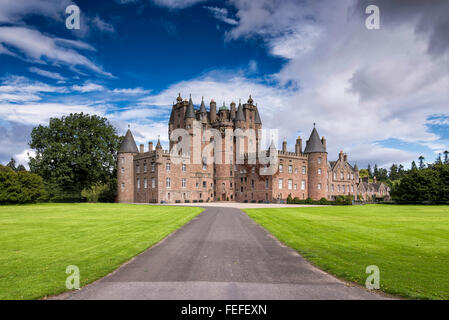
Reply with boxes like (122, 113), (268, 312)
(149, 141), (153, 152)
(282, 139), (287, 153)
(339, 150), (344, 160)
(344, 153), (347, 162)
(210, 99), (217, 122)
(140, 144), (144, 153)
(321, 136), (326, 150)
(295, 136), (302, 154)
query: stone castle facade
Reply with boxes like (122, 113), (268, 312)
(117, 95), (389, 203)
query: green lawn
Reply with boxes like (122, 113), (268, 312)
(244, 205), (449, 300)
(0, 203), (203, 300)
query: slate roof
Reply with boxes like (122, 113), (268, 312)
(304, 127), (326, 153)
(185, 97), (195, 118)
(255, 108), (262, 124)
(235, 102), (245, 121)
(119, 129), (139, 153)
(199, 98), (207, 113)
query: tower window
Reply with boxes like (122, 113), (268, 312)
(278, 179), (283, 189)
(318, 183), (322, 190)
(182, 178), (186, 188)
(166, 177), (171, 188)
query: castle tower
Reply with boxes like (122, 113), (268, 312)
(117, 127), (139, 203)
(210, 99), (217, 123)
(304, 124), (328, 200)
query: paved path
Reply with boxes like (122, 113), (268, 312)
(57, 207), (387, 300)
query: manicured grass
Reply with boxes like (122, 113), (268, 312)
(244, 205), (449, 300)
(0, 203), (203, 300)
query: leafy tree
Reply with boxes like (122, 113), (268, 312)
(6, 158), (16, 171)
(435, 153), (443, 165)
(29, 113), (122, 199)
(359, 169), (369, 179)
(444, 150), (449, 164)
(16, 164), (26, 172)
(398, 164), (405, 179)
(373, 164), (379, 179)
(411, 161), (418, 171)
(418, 156), (425, 169)
(0, 165), (46, 204)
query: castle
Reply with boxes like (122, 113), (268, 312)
(117, 95), (389, 203)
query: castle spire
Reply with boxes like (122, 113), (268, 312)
(156, 135), (162, 150)
(199, 96), (207, 113)
(185, 95), (195, 119)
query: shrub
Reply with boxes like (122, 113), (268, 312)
(305, 197), (314, 204)
(319, 197), (329, 205)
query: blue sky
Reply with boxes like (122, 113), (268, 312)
(0, 0), (448, 169)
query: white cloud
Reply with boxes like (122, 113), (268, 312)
(112, 88), (151, 94)
(204, 6), (239, 25)
(72, 82), (105, 93)
(92, 15), (115, 33)
(29, 67), (66, 81)
(0, 27), (112, 77)
(151, 0), (206, 9)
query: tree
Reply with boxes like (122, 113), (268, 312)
(444, 150), (449, 164)
(6, 158), (16, 171)
(29, 113), (122, 198)
(359, 169), (369, 179)
(16, 164), (26, 172)
(373, 164), (379, 179)
(435, 153), (443, 165)
(411, 161), (418, 171)
(0, 165), (46, 204)
(367, 164), (373, 178)
(418, 156), (425, 169)
(398, 164), (405, 179)
(389, 164), (399, 181)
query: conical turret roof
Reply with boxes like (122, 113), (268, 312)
(199, 97), (206, 113)
(156, 136), (162, 149)
(235, 101), (245, 121)
(185, 95), (195, 118)
(119, 129), (139, 153)
(304, 126), (326, 153)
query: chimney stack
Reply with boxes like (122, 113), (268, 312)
(321, 136), (327, 150)
(344, 153), (348, 162)
(282, 139), (287, 153)
(210, 99), (217, 123)
(140, 144), (144, 153)
(295, 136), (302, 154)
(149, 141), (153, 152)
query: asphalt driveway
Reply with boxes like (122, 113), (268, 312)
(56, 207), (387, 300)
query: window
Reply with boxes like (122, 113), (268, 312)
(340, 172), (344, 180)
(137, 178), (140, 189)
(288, 179), (293, 190)
(337, 185), (341, 192)
(166, 163), (171, 172)
(351, 173), (354, 180)
(333, 172), (337, 180)
(301, 180), (306, 190)
(318, 157), (322, 164)
(121, 183), (125, 191)
(202, 163), (207, 170)
(144, 178), (147, 189)
(182, 163), (186, 172)
(288, 165), (292, 173)
(331, 184), (334, 192)
(302, 166), (306, 174)
(343, 185), (346, 193)
(279, 164), (283, 173)
(182, 178), (186, 188)
(151, 163), (155, 172)
(318, 183), (322, 190)
(203, 181), (207, 188)
(121, 157), (124, 164)
(143, 163), (147, 172)
(347, 173), (350, 180)
(196, 182), (199, 188)
(136, 165), (140, 173)
(252, 167), (255, 173)
(251, 180), (254, 188)
(295, 168), (298, 174)
(266, 179), (269, 189)
(294, 184), (297, 190)
(152, 178), (155, 188)
(318, 168), (322, 175)
(278, 179), (283, 189)
(166, 177), (171, 188)
(121, 167), (124, 174)
(351, 185), (354, 193)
